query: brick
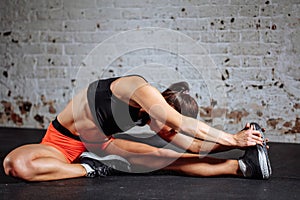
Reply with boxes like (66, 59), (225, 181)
(49, 67), (66, 78)
(230, 43), (274, 56)
(209, 18), (229, 31)
(25, 0), (46, 9)
(176, 19), (209, 31)
(36, 9), (67, 20)
(38, 78), (70, 89)
(7, 44), (45, 55)
(241, 56), (262, 68)
(230, 0), (263, 5)
(40, 31), (73, 43)
(262, 56), (278, 68)
(46, 0), (62, 9)
(265, 18), (284, 30)
(227, 68), (268, 82)
(210, 55), (233, 67)
(169, 0), (211, 6)
(229, 18), (262, 30)
(241, 30), (260, 42)
(260, 4), (277, 17)
(35, 68), (49, 79)
(218, 31), (240, 43)
(215, 5), (240, 17)
(65, 8), (86, 20)
(96, 0), (115, 8)
(261, 30), (285, 44)
(15, 20), (63, 31)
(289, 30), (300, 53)
(223, 56), (241, 68)
(272, 0), (300, 4)
(5, 31), (40, 43)
(211, 0), (229, 5)
(198, 6), (220, 18)
(0, 44), (6, 54)
(286, 17), (300, 29)
(261, 4), (294, 17)
(206, 44), (230, 54)
(177, 6), (218, 19)
(121, 8), (142, 20)
(201, 32), (219, 43)
(47, 44), (63, 55)
(74, 32), (115, 43)
(64, 20), (98, 32)
(69, 55), (87, 67)
(63, 0), (97, 8)
(292, 4), (300, 17)
(114, 0), (162, 8)
(36, 55), (70, 67)
(85, 8), (122, 20)
(239, 5), (260, 17)
(65, 44), (96, 55)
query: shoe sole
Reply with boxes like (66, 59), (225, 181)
(251, 122), (272, 179)
(80, 152), (131, 172)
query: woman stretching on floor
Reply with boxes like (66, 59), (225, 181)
(3, 75), (271, 181)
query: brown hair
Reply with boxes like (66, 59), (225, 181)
(137, 81), (199, 126)
(161, 81), (199, 118)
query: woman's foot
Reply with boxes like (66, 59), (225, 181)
(238, 122), (272, 179)
(79, 152), (131, 177)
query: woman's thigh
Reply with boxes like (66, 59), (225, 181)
(104, 138), (187, 158)
(104, 138), (201, 170)
(5, 143), (68, 165)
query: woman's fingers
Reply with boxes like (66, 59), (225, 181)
(247, 128), (263, 145)
(244, 123), (251, 130)
(265, 138), (269, 142)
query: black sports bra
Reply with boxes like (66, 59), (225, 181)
(87, 76), (149, 136)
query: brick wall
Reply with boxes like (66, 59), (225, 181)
(0, 0), (299, 143)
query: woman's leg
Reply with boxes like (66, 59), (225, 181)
(164, 157), (241, 177)
(3, 144), (86, 181)
(104, 139), (242, 177)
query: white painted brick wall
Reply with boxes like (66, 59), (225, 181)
(0, 0), (299, 143)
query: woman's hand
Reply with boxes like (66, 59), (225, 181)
(233, 123), (264, 148)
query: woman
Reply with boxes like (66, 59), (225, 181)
(3, 75), (271, 181)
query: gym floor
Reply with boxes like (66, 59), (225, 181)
(0, 127), (299, 200)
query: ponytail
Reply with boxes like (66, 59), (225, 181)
(162, 82), (198, 118)
(164, 81), (190, 94)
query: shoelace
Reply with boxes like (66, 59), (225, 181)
(86, 171), (97, 178)
(96, 164), (116, 177)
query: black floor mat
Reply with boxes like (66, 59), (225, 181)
(0, 127), (299, 200)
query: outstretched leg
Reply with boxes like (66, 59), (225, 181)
(3, 144), (86, 181)
(164, 157), (241, 177)
(103, 138), (242, 177)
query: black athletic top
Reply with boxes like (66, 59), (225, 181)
(87, 76), (149, 136)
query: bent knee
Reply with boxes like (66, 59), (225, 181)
(3, 155), (12, 176)
(3, 154), (35, 181)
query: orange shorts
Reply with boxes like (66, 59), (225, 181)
(41, 119), (114, 163)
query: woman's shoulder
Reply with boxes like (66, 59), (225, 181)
(119, 75), (147, 83)
(111, 75), (149, 98)
(115, 75), (148, 89)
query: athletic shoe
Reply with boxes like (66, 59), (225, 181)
(238, 122), (272, 179)
(79, 152), (131, 177)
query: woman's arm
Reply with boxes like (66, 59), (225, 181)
(113, 76), (263, 148)
(157, 130), (234, 153)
